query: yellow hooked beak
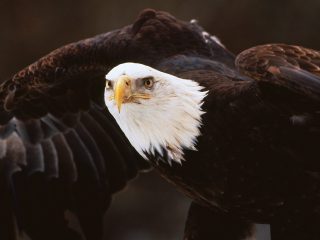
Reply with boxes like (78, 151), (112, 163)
(114, 75), (132, 112)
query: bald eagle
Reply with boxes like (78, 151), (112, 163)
(1, 9), (320, 240)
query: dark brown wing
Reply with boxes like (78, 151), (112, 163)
(175, 46), (320, 239)
(235, 43), (320, 172)
(0, 107), (143, 240)
(236, 44), (320, 101)
(0, 9), (221, 240)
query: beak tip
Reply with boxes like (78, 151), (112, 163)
(117, 104), (122, 113)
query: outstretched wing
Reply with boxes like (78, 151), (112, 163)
(0, 33), (141, 240)
(236, 44), (320, 101)
(235, 43), (320, 171)
(0, 9), (218, 240)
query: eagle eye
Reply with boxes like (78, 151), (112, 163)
(105, 80), (112, 89)
(143, 77), (154, 89)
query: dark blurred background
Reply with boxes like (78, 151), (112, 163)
(1, 0), (319, 239)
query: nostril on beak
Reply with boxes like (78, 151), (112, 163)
(125, 81), (130, 86)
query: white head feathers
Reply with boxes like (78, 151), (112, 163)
(104, 63), (208, 164)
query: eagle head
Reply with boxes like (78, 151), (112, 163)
(104, 63), (207, 164)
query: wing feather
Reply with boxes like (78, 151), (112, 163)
(51, 133), (77, 182)
(3, 133), (27, 178)
(74, 122), (106, 180)
(236, 44), (320, 101)
(41, 139), (59, 179)
(25, 143), (44, 176)
(80, 111), (127, 192)
(16, 119), (44, 144)
(64, 129), (99, 183)
(0, 8), (223, 240)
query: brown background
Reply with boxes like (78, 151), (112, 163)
(1, 0), (320, 239)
